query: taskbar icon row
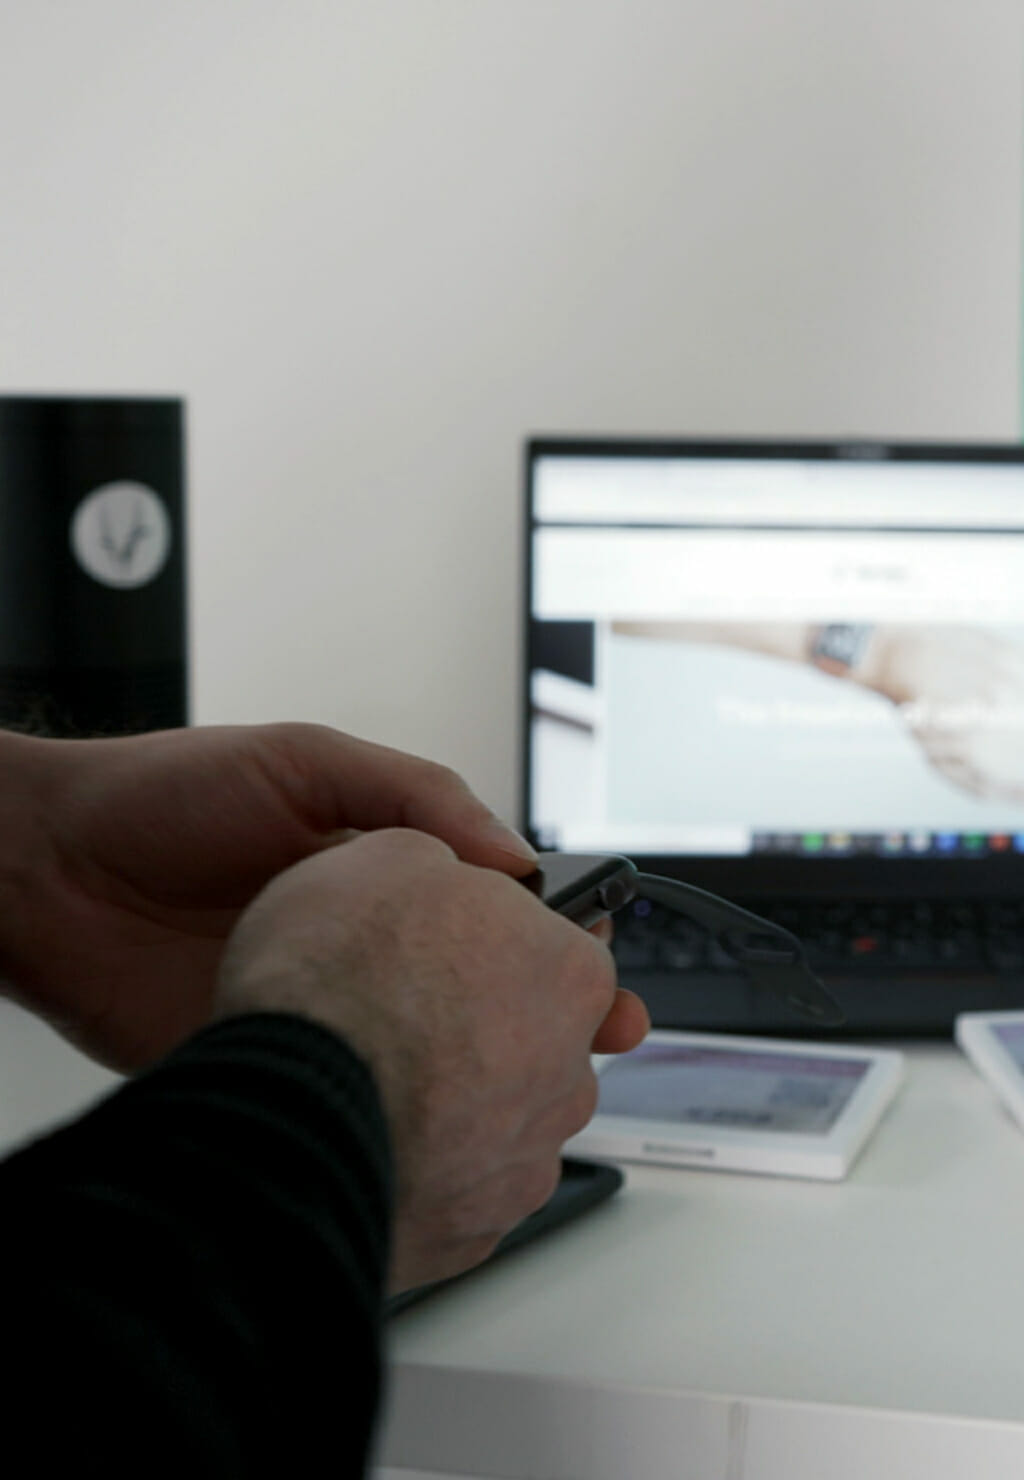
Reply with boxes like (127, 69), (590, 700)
(751, 830), (1024, 858)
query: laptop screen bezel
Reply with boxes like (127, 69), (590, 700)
(521, 434), (1024, 901)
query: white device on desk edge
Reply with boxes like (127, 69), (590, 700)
(564, 1029), (905, 1180)
(955, 1010), (1024, 1132)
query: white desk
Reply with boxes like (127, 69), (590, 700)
(378, 1045), (1024, 1479)
(3, 1001), (1022, 1478)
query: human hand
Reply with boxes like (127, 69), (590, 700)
(213, 827), (650, 1293)
(0, 723), (540, 1072)
(857, 625), (1024, 801)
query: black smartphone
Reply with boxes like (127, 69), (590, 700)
(520, 852), (639, 927)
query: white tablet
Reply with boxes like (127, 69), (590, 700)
(955, 1010), (1024, 1133)
(564, 1030), (905, 1181)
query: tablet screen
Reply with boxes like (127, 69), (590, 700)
(597, 1041), (869, 1135)
(993, 1020), (1024, 1073)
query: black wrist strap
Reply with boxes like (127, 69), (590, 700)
(634, 873), (845, 1027)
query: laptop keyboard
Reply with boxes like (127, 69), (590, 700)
(613, 896), (1024, 977)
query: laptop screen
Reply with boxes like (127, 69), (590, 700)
(524, 439), (1024, 868)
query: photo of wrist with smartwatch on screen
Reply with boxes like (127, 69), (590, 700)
(523, 439), (1024, 1037)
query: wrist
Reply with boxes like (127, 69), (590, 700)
(212, 947), (416, 1163)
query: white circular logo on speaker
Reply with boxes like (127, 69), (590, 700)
(69, 482), (172, 589)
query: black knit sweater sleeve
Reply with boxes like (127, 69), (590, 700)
(0, 1011), (393, 1477)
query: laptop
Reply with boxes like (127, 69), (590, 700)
(522, 436), (1024, 1038)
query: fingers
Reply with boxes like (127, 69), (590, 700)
(568, 920), (646, 1055)
(258, 724), (538, 875)
(592, 988), (651, 1055)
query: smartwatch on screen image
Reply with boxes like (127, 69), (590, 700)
(810, 623), (874, 678)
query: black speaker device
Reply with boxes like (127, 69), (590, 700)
(0, 395), (187, 736)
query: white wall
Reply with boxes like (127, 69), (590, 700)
(2, 0), (1022, 828)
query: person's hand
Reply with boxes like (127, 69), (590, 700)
(857, 626), (1024, 801)
(0, 723), (543, 1072)
(212, 827), (650, 1293)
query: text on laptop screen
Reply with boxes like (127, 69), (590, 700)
(526, 445), (1024, 860)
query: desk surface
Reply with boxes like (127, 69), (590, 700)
(2, 1001), (1022, 1477)
(381, 1043), (1024, 1478)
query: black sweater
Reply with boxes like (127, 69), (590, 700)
(0, 1012), (393, 1476)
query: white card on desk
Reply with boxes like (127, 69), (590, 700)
(956, 1010), (1024, 1134)
(564, 1029), (905, 1180)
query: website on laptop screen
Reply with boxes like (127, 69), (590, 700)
(527, 448), (1024, 861)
